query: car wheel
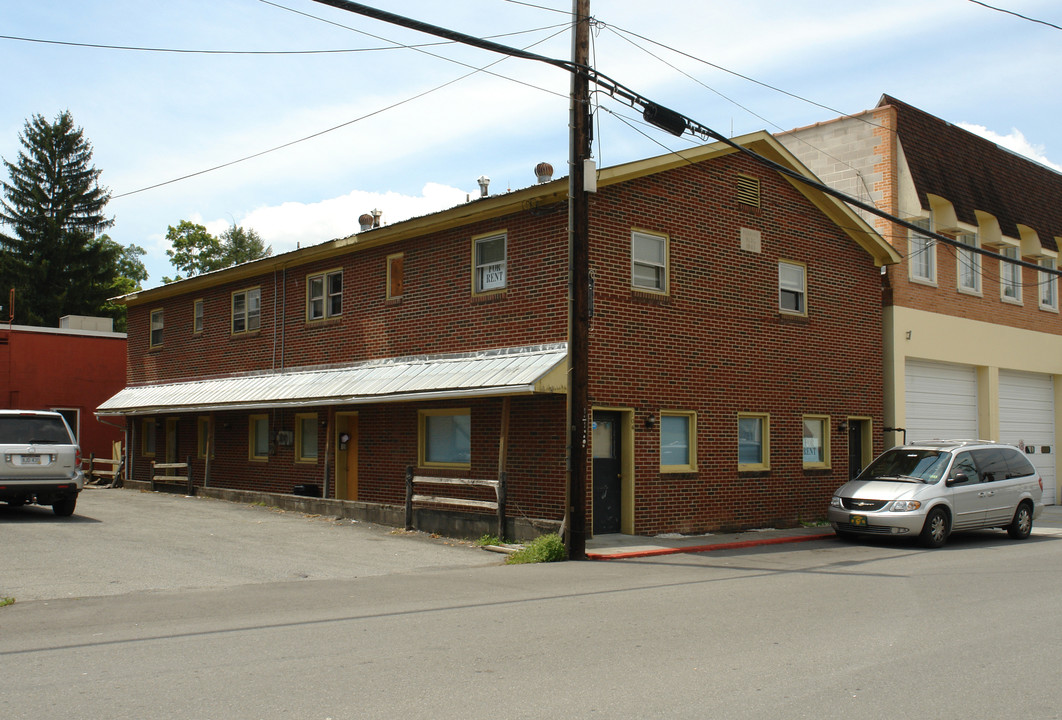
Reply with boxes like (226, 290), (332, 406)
(1006, 502), (1033, 540)
(919, 508), (949, 548)
(52, 495), (77, 517)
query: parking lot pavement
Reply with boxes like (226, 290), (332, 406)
(0, 487), (497, 602)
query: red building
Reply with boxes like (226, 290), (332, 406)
(100, 133), (900, 538)
(0, 316), (126, 463)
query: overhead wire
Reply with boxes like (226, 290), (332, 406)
(967, 0), (1062, 31)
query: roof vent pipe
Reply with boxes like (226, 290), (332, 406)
(358, 213), (374, 232)
(477, 175), (490, 198)
(371, 208), (383, 228)
(535, 162), (554, 183)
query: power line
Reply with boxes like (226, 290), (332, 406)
(967, 0), (1062, 30)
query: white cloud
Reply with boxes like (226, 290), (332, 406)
(958, 123), (1062, 173)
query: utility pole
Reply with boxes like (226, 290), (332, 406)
(567, 0), (591, 560)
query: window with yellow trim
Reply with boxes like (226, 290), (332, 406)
(660, 411), (696, 472)
(232, 287), (261, 334)
(801, 415), (830, 469)
(249, 414), (269, 461)
(197, 416), (214, 459)
(149, 309), (164, 347)
(307, 269), (343, 320)
(419, 409), (471, 467)
(141, 418), (157, 457)
(295, 413), (318, 462)
(738, 413), (770, 471)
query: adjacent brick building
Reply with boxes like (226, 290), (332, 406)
(781, 95), (1062, 505)
(100, 132), (900, 537)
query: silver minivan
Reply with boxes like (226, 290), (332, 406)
(0, 410), (84, 516)
(828, 440), (1044, 548)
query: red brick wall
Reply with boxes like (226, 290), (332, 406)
(124, 150), (888, 535)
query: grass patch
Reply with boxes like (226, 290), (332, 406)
(506, 533), (567, 564)
(475, 534), (504, 547)
(0, 597), (15, 608)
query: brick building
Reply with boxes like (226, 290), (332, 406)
(1, 316), (126, 462)
(781, 95), (1062, 505)
(100, 132), (900, 537)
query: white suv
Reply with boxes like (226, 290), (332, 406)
(828, 440), (1044, 548)
(0, 410), (84, 516)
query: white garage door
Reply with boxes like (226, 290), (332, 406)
(1000, 370), (1056, 506)
(905, 360), (979, 444)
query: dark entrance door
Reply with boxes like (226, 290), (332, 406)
(848, 420), (865, 480)
(592, 411), (622, 534)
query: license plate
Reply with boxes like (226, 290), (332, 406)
(849, 514), (868, 527)
(21, 454), (41, 464)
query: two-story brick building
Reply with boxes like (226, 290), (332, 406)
(99, 131), (900, 537)
(781, 95), (1062, 505)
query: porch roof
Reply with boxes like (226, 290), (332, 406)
(97, 344), (568, 416)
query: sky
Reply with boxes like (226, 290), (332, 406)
(2, 0), (1061, 289)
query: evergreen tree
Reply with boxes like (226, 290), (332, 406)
(220, 224), (271, 267)
(0, 111), (121, 327)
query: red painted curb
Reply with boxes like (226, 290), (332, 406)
(586, 531), (834, 560)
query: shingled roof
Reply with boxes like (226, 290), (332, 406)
(880, 94), (1061, 253)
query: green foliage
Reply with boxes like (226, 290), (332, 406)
(0, 597), (14, 608)
(0, 111), (140, 327)
(164, 222), (272, 283)
(506, 533), (567, 564)
(475, 534), (503, 546)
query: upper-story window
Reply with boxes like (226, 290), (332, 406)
(778, 260), (807, 316)
(631, 230), (668, 293)
(956, 232), (981, 294)
(1000, 246), (1022, 303)
(473, 232), (506, 294)
(232, 287), (261, 334)
(308, 269), (342, 320)
(193, 299), (204, 334)
(908, 217), (936, 284)
(387, 253), (404, 300)
(149, 309), (164, 348)
(1040, 258), (1058, 311)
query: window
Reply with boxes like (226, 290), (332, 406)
(387, 253), (404, 299)
(149, 309), (164, 347)
(295, 413), (318, 462)
(738, 413), (770, 471)
(1040, 258), (1058, 310)
(308, 270), (343, 320)
(908, 217), (935, 283)
(232, 288), (261, 334)
(141, 418), (157, 457)
(419, 409), (471, 467)
(802, 415), (830, 469)
(473, 233), (506, 293)
(1000, 246), (1021, 302)
(197, 416), (213, 460)
(778, 260), (806, 315)
(193, 299), (204, 334)
(249, 414), (269, 461)
(660, 411), (696, 472)
(956, 232), (981, 294)
(631, 230), (668, 293)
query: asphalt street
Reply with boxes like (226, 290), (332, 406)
(3, 489), (1061, 719)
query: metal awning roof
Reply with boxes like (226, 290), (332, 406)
(98, 344), (568, 416)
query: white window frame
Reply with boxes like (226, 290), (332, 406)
(1039, 258), (1058, 311)
(778, 260), (807, 316)
(232, 287), (262, 334)
(1000, 246), (1022, 304)
(308, 269), (343, 321)
(660, 411), (696, 473)
(908, 217), (936, 285)
(473, 232), (507, 294)
(956, 232), (981, 295)
(631, 230), (668, 293)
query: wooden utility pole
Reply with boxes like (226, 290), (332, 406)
(567, 0), (591, 560)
